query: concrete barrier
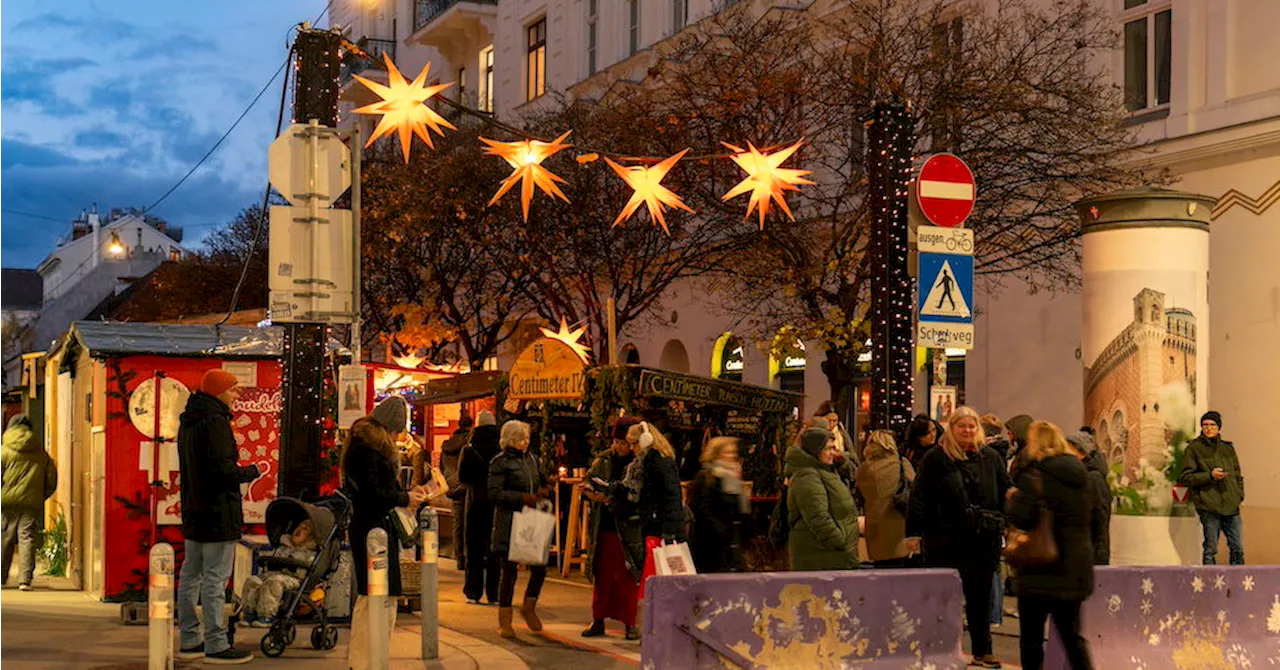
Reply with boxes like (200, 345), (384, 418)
(640, 569), (967, 669)
(1045, 565), (1280, 669)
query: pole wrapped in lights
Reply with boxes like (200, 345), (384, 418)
(480, 131), (574, 221)
(865, 99), (915, 436)
(605, 149), (693, 234)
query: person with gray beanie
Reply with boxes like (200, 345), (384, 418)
(1179, 411), (1245, 565)
(783, 427), (860, 571)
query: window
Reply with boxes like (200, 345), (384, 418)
(479, 46), (495, 112)
(628, 0), (640, 56)
(672, 0), (687, 34)
(1122, 2), (1171, 111)
(587, 0), (598, 75)
(526, 19), (547, 101)
(457, 67), (466, 104)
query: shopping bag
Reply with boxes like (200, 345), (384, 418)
(508, 504), (555, 566)
(653, 541), (697, 577)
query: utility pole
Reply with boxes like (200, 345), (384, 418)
(865, 98), (915, 436)
(277, 27), (343, 500)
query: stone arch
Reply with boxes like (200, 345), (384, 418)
(658, 339), (690, 373)
(620, 343), (641, 364)
(711, 332), (745, 382)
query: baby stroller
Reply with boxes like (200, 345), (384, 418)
(256, 492), (351, 658)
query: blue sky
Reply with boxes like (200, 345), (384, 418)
(1, 0), (324, 267)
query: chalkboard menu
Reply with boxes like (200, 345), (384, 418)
(724, 410), (761, 436)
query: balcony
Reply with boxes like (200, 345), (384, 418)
(340, 37), (397, 104)
(410, 0), (497, 53)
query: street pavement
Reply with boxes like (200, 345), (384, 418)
(1, 564), (1022, 668)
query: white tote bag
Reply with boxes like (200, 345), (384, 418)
(653, 541), (698, 577)
(507, 504), (556, 566)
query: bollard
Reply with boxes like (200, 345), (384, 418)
(367, 528), (390, 670)
(148, 543), (175, 670)
(419, 507), (439, 660)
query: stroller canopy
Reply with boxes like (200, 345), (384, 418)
(265, 497), (337, 547)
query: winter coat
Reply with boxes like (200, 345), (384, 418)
(459, 425), (501, 505)
(986, 437), (1011, 463)
(585, 450), (644, 581)
(177, 392), (259, 543)
(343, 418), (410, 596)
(1084, 451), (1112, 564)
(906, 445), (1010, 569)
(638, 449), (685, 540)
(487, 447), (547, 558)
(688, 467), (747, 573)
(784, 447), (860, 571)
(1007, 454), (1095, 601)
(1179, 435), (1245, 516)
(439, 428), (470, 499)
(855, 453), (916, 563)
(1, 423), (56, 511)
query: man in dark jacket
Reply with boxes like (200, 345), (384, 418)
(458, 410), (501, 603)
(438, 415), (473, 570)
(1067, 431), (1111, 564)
(176, 370), (260, 664)
(1179, 411), (1245, 565)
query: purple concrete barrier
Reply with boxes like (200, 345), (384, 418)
(640, 569), (967, 669)
(1045, 565), (1280, 669)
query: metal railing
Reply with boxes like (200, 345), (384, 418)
(414, 0), (497, 32)
(341, 37), (397, 84)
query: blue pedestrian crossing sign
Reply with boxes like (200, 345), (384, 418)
(917, 252), (975, 349)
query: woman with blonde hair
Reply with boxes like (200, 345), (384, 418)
(688, 436), (750, 573)
(1008, 421), (1095, 669)
(906, 406), (1011, 669)
(487, 420), (551, 638)
(620, 421), (685, 598)
(854, 430), (916, 568)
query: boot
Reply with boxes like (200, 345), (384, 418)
(521, 597), (543, 632)
(581, 619), (606, 637)
(497, 607), (516, 638)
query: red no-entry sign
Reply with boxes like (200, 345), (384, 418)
(916, 154), (976, 228)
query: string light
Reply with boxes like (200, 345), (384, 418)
(605, 149), (694, 234)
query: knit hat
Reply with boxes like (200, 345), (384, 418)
(458, 415), (475, 429)
(801, 427), (833, 460)
(611, 416), (643, 440)
(1065, 431), (1096, 454)
(476, 410), (496, 426)
(1200, 411), (1222, 428)
(200, 369), (239, 397)
(1005, 414), (1033, 446)
(372, 396), (409, 434)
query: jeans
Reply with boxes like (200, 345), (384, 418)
(178, 539), (236, 654)
(1197, 510), (1245, 565)
(1018, 595), (1092, 670)
(498, 560), (546, 607)
(1, 508), (42, 586)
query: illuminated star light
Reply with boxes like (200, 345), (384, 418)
(539, 318), (591, 362)
(721, 140), (815, 229)
(480, 131), (573, 221)
(352, 54), (456, 162)
(605, 149), (694, 235)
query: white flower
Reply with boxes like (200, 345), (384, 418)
(1121, 476), (1131, 487)
(1158, 381), (1196, 435)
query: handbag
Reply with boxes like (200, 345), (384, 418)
(653, 540), (697, 576)
(508, 502), (556, 566)
(1003, 470), (1059, 569)
(892, 456), (911, 515)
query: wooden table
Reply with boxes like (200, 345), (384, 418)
(559, 480), (593, 578)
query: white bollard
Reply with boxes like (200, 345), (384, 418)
(419, 507), (439, 660)
(148, 543), (174, 670)
(367, 528), (390, 670)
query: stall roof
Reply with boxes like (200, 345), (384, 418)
(403, 370), (502, 405)
(64, 321), (284, 359)
(626, 365), (803, 413)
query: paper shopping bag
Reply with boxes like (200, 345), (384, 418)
(508, 505), (556, 566)
(653, 541), (697, 576)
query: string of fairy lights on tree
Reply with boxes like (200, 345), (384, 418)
(865, 98), (915, 435)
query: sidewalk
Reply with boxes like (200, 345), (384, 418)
(0, 574), (526, 669)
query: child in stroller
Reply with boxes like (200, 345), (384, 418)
(242, 518), (319, 628)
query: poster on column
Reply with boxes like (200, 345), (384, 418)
(156, 385), (282, 525)
(1080, 216), (1208, 478)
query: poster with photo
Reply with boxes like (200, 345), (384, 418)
(930, 385), (957, 424)
(338, 365), (367, 429)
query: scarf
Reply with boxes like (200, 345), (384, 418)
(708, 461), (750, 514)
(621, 452), (646, 504)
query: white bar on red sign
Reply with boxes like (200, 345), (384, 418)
(919, 180), (975, 201)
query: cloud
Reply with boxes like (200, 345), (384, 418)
(0, 138), (79, 169)
(12, 13), (142, 41)
(0, 56), (99, 115)
(131, 34), (219, 59)
(72, 127), (131, 150)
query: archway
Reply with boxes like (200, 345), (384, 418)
(658, 339), (690, 372)
(620, 343), (641, 364)
(711, 332), (744, 382)
(769, 335), (806, 396)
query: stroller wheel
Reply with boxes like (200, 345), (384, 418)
(310, 625), (326, 650)
(324, 625), (340, 650)
(261, 633), (286, 658)
(283, 621), (297, 646)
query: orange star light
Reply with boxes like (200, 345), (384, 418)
(539, 318), (591, 362)
(605, 149), (693, 235)
(352, 54), (455, 162)
(480, 131), (573, 221)
(721, 140), (814, 228)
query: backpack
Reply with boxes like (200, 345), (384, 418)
(767, 487), (790, 549)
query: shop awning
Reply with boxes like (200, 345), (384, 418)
(404, 371), (502, 406)
(64, 321), (283, 359)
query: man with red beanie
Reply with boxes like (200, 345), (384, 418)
(176, 369), (260, 664)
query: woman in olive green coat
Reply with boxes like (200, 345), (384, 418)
(786, 427), (860, 571)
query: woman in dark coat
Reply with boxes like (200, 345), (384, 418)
(458, 410), (501, 604)
(902, 414), (940, 473)
(688, 436), (750, 574)
(1008, 422), (1095, 670)
(621, 422), (685, 600)
(342, 398), (426, 670)
(581, 417), (645, 640)
(906, 406), (1011, 669)
(487, 420), (551, 638)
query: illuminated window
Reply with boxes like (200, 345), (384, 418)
(479, 45), (495, 112)
(457, 66), (466, 104)
(526, 19), (547, 101)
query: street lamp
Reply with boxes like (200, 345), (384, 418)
(106, 232), (126, 257)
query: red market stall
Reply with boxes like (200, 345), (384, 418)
(45, 321), (282, 601)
